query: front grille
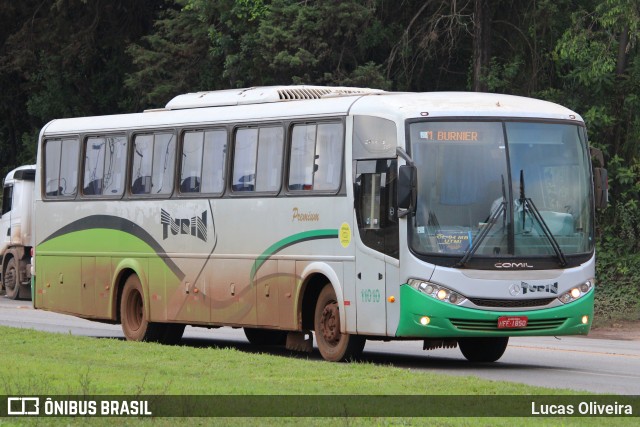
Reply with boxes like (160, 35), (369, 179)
(450, 318), (567, 332)
(468, 297), (555, 308)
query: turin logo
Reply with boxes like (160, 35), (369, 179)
(161, 209), (207, 242)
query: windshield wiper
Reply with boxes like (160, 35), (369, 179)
(456, 176), (508, 267)
(518, 170), (568, 267)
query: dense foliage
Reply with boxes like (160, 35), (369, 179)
(0, 0), (638, 320)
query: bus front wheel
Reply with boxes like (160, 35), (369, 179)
(120, 274), (164, 342)
(313, 285), (365, 362)
(458, 337), (509, 362)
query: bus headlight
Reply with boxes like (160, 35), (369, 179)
(408, 279), (467, 306)
(557, 279), (594, 304)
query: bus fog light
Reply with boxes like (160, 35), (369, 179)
(581, 315), (589, 324)
(420, 316), (431, 325)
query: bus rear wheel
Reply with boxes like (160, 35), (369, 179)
(3, 258), (19, 300)
(314, 285), (365, 362)
(120, 274), (165, 342)
(458, 337), (509, 362)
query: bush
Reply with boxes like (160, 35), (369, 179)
(594, 201), (640, 323)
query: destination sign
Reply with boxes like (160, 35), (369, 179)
(420, 131), (479, 141)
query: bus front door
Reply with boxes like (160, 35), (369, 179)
(354, 160), (398, 335)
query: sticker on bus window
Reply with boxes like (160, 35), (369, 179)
(435, 230), (472, 253)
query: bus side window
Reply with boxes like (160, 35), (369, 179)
(288, 122), (343, 192)
(44, 138), (79, 198)
(201, 130), (227, 194)
(289, 124), (316, 190)
(232, 128), (258, 191)
(314, 123), (342, 190)
(232, 126), (283, 193)
(131, 133), (175, 196)
(181, 130), (204, 193)
(256, 127), (284, 192)
(181, 129), (227, 195)
(152, 133), (176, 195)
(83, 135), (127, 197)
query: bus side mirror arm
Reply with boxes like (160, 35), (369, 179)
(397, 164), (417, 218)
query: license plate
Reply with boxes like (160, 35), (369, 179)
(498, 316), (528, 329)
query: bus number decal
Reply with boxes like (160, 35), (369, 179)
(360, 288), (381, 303)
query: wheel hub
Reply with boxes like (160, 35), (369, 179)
(4, 266), (16, 291)
(321, 302), (340, 344)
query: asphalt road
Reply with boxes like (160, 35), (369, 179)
(2, 298), (639, 395)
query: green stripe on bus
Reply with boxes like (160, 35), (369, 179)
(250, 229), (339, 281)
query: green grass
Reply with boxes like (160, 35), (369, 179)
(0, 326), (636, 426)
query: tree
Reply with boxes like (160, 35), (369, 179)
(125, 0), (219, 109)
(0, 0), (164, 172)
(472, 0), (492, 91)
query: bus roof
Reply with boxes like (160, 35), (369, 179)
(41, 87), (583, 136)
(350, 91), (583, 122)
(163, 85), (384, 109)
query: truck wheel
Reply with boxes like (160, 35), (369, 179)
(3, 258), (19, 300)
(314, 284), (365, 362)
(458, 337), (509, 362)
(120, 274), (164, 342)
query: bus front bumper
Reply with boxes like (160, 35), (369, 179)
(396, 284), (593, 338)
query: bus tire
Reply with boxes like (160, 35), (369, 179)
(120, 274), (164, 342)
(313, 284), (365, 362)
(458, 337), (509, 362)
(243, 327), (287, 346)
(3, 257), (19, 300)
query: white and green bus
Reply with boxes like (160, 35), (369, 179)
(32, 86), (605, 362)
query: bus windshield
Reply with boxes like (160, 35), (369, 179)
(407, 120), (594, 263)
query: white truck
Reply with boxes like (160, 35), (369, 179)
(1, 165), (35, 299)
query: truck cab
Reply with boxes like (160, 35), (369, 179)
(1, 165), (35, 299)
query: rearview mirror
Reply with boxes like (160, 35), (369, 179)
(397, 165), (417, 216)
(590, 147), (608, 209)
(593, 167), (608, 209)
